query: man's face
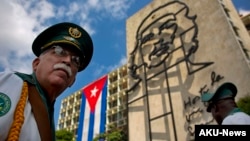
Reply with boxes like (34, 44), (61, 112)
(210, 98), (229, 125)
(32, 45), (79, 98)
(139, 16), (176, 69)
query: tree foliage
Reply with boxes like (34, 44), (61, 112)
(237, 94), (250, 115)
(93, 125), (127, 141)
(55, 129), (74, 141)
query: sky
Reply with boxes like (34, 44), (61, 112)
(0, 0), (249, 127)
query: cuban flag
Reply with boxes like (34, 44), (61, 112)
(77, 75), (107, 141)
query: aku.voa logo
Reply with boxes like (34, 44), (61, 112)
(0, 92), (11, 116)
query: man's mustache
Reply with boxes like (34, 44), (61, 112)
(53, 63), (72, 77)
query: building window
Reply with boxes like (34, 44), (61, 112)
(73, 117), (79, 123)
(69, 98), (74, 103)
(61, 112), (66, 118)
(109, 87), (118, 95)
(68, 109), (73, 115)
(59, 123), (64, 129)
(119, 81), (127, 90)
(74, 105), (80, 112)
(109, 100), (117, 108)
(119, 70), (127, 77)
(66, 120), (71, 126)
(76, 94), (82, 100)
(110, 75), (118, 83)
(62, 102), (67, 108)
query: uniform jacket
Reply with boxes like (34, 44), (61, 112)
(0, 71), (55, 141)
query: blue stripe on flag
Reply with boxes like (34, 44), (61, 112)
(99, 81), (107, 133)
(77, 94), (86, 141)
(88, 113), (95, 141)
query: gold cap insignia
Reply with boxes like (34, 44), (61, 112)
(69, 27), (81, 38)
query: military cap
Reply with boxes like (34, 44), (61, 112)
(32, 22), (93, 72)
(201, 82), (237, 112)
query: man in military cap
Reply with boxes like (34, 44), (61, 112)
(201, 82), (250, 125)
(0, 22), (93, 141)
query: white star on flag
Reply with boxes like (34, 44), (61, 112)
(90, 86), (99, 97)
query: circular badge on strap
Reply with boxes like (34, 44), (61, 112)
(0, 93), (11, 117)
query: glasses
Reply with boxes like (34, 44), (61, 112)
(51, 45), (81, 69)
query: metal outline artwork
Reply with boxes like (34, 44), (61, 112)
(126, 1), (214, 141)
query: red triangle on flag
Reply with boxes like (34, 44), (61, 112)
(82, 75), (107, 113)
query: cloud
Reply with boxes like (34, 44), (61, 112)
(87, 0), (133, 19)
(102, 0), (132, 19)
(0, 0), (134, 73)
(92, 55), (127, 78)
(0, 0), (52, 73)
(238, 8), (250, 16)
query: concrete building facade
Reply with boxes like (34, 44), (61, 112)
(241, 13), (250, 34)
(126, 0), (250, 140)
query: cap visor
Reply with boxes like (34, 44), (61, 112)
(201, 93), (214, 102)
